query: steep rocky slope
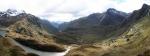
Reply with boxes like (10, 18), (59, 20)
(56, 8), (130, 44)
(65, 4), (150, 56)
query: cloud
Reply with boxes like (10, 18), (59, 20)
(40, 13), (81, 22)
(0, 0), (149, 22)
(114, 0), (145, 12)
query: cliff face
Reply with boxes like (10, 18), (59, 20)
(65, 4), (150, 56)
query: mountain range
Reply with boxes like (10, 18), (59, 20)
(65, 4), (150, 56)
(0, 3), (150, 56)
(55, 7), (134, 44)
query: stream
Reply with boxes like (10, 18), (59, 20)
(8, 38), (71, 56)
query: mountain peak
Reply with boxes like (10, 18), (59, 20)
(106, 8), (118, 13)
(142, 4), (149, 9)
(137, 4), (150, 17)
(106, 8), (128, 18)
(107, 8), (116, 11)
(142, 4), (150, 16)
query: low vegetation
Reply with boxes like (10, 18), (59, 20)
(0, 37), (39, 56)
(65, 16), (150, 56)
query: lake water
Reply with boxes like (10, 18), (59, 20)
(9, 38), (71, 56)
(0, 31), (6, 37)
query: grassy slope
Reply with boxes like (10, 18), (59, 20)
(65, 16), (150, 56)
(0, 38), (27, 56)
(102, 16), (150, 56)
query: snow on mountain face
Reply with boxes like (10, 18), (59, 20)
(0, 9), (25, 16)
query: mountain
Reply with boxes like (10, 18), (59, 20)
(50, 21), (65, 29)
(40, 20), (59, 33)
(58, 22), (70, 31)
(0, 10), (58, 34)
(0, 3), (150, 56)
(56, 8), (130, 44)
(0, 10), (66, 52)
(50, 22), (61, 28)
(65, 4), (150, 56)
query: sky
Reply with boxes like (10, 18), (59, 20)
(0, 0), (150, 22)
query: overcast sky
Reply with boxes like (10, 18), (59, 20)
(0, 0), (150, 22)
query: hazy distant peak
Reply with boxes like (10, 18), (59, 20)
(106, 8), (129, 18)
(106, 8), (117, 13)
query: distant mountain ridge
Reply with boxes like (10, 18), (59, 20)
(0, 4), (150, 56)
(56, 4), (150, 44)
(65, 4), (150, 56)
(0, 10), (58, 34)
(55, 8), (129, 44)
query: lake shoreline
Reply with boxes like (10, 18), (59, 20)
(8, 37), (71, 56)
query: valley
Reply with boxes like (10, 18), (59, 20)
(0, 3), (150, 56)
